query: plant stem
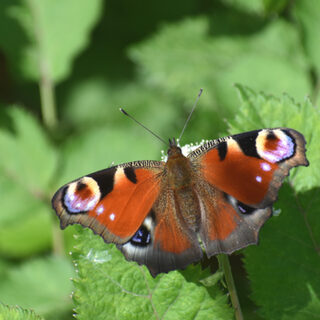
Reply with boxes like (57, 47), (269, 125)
(39, 59), (57, 130)
(218, 254), (243, 320)
(27, 0), (63, 255)
(27, 0), (58, 130)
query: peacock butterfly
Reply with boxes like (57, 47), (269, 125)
(52, 127), (308, 276)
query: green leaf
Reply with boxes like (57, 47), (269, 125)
(221, 0), (289, 15)
(0, 212), (52, 258)
(0, 0), (103, 82)
(282, 285), (320, 320)
(229, 85), (320, 192)
(129, 17), (311, 124)
(0, 303), (44, 320)
(230, 86), (320, 319)
(244, 185), (320, 320)
(0, 107), (57, 257)
(72, 228), (233, 320)
(221, 0), (265, 14)
(293, 0), (320, 86)
(0, 106), (57, 192)
(61, 79), (181, 139)
(0, 256), (73, 319)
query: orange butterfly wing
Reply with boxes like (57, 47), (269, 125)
(52, 162), (163, 244)
(189, 128), (308, 256)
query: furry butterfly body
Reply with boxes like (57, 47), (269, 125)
(52, 128), (308, 276)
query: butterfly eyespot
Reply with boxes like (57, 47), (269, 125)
(130, 225), (152, 247)
(256, 129), (295, 163)
(63, 177), (101, 214)
(237, 201), (255, 214)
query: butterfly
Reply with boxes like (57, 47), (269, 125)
(52, 128), (308, 276)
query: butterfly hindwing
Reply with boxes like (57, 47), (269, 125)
(195, 180), (272, 256)
(52, 161), (164, 244)
(119, 188), (203, 276)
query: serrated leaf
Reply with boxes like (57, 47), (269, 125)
(129, 18), (311, 121)
(0, 303), (44, 320)
(228, 85), (320, 192)
(71, 228), (233, 320)
(282, 285), (320, 320)
(0, 256), (73, 319)
(243, 185), (320, 320)
(227, 85), (320, 319)
(0, 0), (103, 82)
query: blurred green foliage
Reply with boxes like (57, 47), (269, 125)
(0, 0), (319, 319)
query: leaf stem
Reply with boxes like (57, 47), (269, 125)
(39, 59), (58, 130)
(27, 0), (63, 255)
(27, 0), (58, 130)
(218, 254), (243, 320)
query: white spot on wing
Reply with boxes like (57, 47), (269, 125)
(96, 205), (104, 215)
(109, 213), (115, 221)
(261, 162), (271, 171)
(256, 176), (262, 183)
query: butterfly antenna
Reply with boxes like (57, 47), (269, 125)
(120, 108), (168, 146)
(178, 88), (203, 143)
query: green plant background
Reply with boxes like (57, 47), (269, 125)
(0, 0), (319, 319)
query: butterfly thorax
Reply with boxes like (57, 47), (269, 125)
(166, 145), (193, 190)
(165, 144), (200, 229)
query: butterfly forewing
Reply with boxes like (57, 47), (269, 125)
(190, 128), (308, 207)
(52, 161), (164, 244)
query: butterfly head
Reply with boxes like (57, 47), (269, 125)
(167, 138), (183, 159)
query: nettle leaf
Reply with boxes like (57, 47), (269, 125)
(0, 0), (103, 82)
(244, 185), (320, 320)
(229, 85), (320, 192)
(0, 256), (73, 320)
(61, 79), (180, 139)
(293, 0), (320, 82)
(72, 228), (233, 320)
(0, 106), (57, 191)
(221, 0), (289, 15)
(282, 286), (320, 320)
(129, 18), (311, 118)
(0, 106), (57, 257)
(0, 303), (44, 320)
(228, 86), (320, 319)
